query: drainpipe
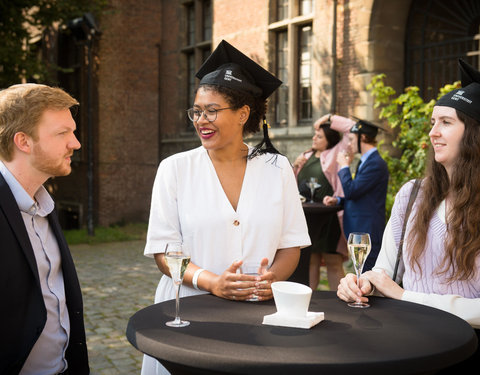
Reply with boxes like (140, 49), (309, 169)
(331, 0), (337, 113)
(156, 43), (162, 164)
(86, 35), (94, 236)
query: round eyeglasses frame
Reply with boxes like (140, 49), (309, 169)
(186, 107), (234, 123)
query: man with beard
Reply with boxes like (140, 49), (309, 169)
(0, 84), (89, 374)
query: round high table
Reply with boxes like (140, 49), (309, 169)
(301, 201), (343, 215)
(126, 291), (477, 375)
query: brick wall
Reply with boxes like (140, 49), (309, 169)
(213, 0), (269, 62)
(336, 0), (362, 117)
(83, 0), (411, 227)
(96, 0), (163, 225)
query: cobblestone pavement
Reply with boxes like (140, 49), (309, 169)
(70, 240), (159, 375)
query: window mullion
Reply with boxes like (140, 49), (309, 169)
(288, 23), (298, 127)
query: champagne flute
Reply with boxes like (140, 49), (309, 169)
(164, 242), (191, 327)
(306, 177), (321, 203)
(347, 232), (372, 308)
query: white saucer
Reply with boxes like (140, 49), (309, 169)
(262, 311), (324, 329)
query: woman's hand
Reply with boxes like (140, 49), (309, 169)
(254, 248), (301, 301)
(219, 258), (276, 302)
(293, 153), (308, 171)
(246, 257), (275, 301)
(337, 273), (373, 304)
(336, 151), (352, 168)
(317, 113), (331, 125)
(363, 270), (405, 300)
(208, 260), (260, 301)
(195, 248), (300, 302)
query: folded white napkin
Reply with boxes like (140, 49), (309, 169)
(262, 311), (324, 329)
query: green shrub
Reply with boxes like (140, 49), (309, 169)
(367, 74), (460, 217)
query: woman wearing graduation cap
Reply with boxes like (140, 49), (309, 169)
(142, 40), (310, 374)
(338, 58), (480, 371)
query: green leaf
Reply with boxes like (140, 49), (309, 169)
(368, 74), (457, 217)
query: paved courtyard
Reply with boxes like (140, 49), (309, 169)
(70, 240), (159, 374)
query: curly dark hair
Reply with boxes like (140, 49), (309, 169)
(198, 84), (266, 137)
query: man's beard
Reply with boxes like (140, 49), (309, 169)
(31, 143), (73, 177)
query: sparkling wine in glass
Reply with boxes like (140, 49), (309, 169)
(165, 242), (191, 327)
(347, 232), (372, 308)
(306, 177), (321, 203)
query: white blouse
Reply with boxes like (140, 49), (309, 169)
(144, 146), (311, 303)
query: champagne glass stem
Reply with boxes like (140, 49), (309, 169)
(174, 283), (181, 324)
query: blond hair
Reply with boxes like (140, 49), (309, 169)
(0, 84), (79, 161)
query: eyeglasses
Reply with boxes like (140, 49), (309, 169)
(186, 107), (234, 123)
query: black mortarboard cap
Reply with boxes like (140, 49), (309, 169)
(196, 40), (282, 100)
(349, 116), (388, 137)
(435, 59), (480, 122)
(459, 58), (480, 86)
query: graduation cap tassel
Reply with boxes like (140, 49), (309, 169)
(248, 117), (281, 160)
(262, 118), (276, 150)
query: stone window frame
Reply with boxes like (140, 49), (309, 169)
(181, 0), (212, 131)
(269, 0), (314, 128)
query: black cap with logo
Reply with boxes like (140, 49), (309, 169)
(195, 40), (283, 158)
(435, 59), (480, 122)
(196, 40), (282, 100)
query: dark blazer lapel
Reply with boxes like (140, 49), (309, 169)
(48, 207), (69, 259)
(48, 210), (89, 373)
(0, 174), (41, 287)
(48, 207), (83, 299)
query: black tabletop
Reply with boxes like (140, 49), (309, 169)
(126, 291), (477, 375)
(302, 202), (343, 214)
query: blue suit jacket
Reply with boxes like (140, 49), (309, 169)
(0, 174), (89, 374)
(338, 150), (389, 271)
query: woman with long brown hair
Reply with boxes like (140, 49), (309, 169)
(337, 59), (480, 370)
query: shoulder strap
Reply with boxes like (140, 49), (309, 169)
(392, 179), (421, 283)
